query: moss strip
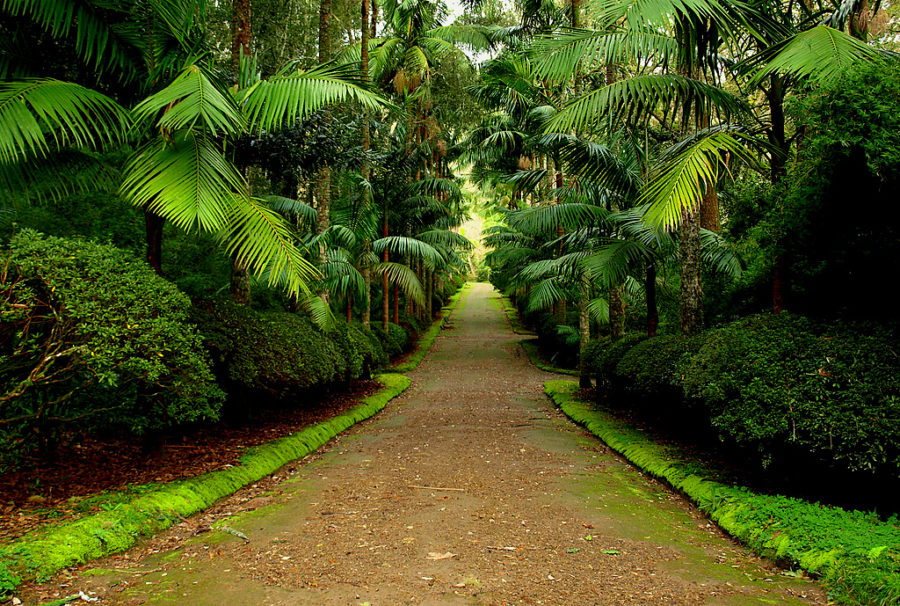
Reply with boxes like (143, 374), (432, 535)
(520, 339), (579, 376)
(545, 380), (900, 606)
(392, 283), (468, 372)
(498, 294), (534, 335)
(0, 373), (411, 596)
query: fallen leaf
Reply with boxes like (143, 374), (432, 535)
(426, 552), (457, 560)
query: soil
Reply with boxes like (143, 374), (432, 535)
(12, 284), (826, 605)
(0, 382), (379, 541)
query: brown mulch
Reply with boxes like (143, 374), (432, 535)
(0, 381), (380, 542)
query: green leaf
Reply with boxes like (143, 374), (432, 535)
(133, 64), (244, 136)
(0, 79), (128, 164)
(219, 196), (319, 299)
(120, 131), (245, 231)
(242, 63), (390, 131)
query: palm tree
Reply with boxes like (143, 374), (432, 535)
(0, 0), (390, 302)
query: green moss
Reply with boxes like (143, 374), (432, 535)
(0, 373), (410, 598)
(545, 379), (900, 606)
(498, 294), (534, 335)
(393, 283), (466, 372)
(520, 339), (579, 376)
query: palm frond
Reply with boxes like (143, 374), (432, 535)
(506, 203), (609, 234)
(121, 132), (245, 231)
(373, 236), (444, 269)
(219, 196), (319, 298)
(746, 25), (885, 84)
(373, 261), (425, 304)
(415, 229), (473, 250)
(242, 63), (391, 131)
(0, 79), (128, 164)
(641, 132), (753, 229)
(134, 64), (243, 136)
(700, 227), (743, 277)
(545, 74), (749, 133)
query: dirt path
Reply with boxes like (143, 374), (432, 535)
(19, 283), (824, 605)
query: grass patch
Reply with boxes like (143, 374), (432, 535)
(545, 379), (900, 606)
(521, 339), (579, 376)
(392, 283), (468, 372)
(0, 373), (411, 598)
(498, 295), (534, 335)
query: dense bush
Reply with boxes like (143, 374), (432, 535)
(0, 231), (223, 467)
(680, 313), (900, 474)
(616, 335), (700, 402)
(582, 333), (647, 390)
(372, 322), (410, 358)
(586, 313), (900, 477)
(192, 302), (386, 404)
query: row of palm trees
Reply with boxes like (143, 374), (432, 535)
(0, 0), (484, 329)
(467, 0), (891, 385)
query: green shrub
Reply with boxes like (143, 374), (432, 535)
(680, 313), (900, 474)
(372, 322), (409, 358)
(582, 333), (647, 390)
(0, 231), (223, 468)
(192, 302), (383, 403)
(616, 335), (700, 401)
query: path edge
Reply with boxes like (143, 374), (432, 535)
(0, 373), (412, 597)
(391, 282), (470, 372)
(544, 379), (900, 606)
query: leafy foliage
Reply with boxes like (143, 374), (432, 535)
(0, 231), (223, 467)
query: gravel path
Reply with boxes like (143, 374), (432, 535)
(19, 283), (824, 605)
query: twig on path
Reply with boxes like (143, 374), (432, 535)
(408, 485), (465, 492)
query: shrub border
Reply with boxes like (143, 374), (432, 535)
(520, 339), (580, 376)
(0, 373), (411, 597)
(498, 294), (534, 335)
(544, 379), (900, 606)
(391, 282), (468, 372)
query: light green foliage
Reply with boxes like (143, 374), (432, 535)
(0, 374), (410, 597)
(545, 380), (900, 606)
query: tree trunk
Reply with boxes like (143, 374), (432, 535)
(679, 206), (704, 335)
(772, 253), (787, 314)
(230, 258), (251, 305)
(767, 75), (789, 314)
(231, 0), (251, 72)
(558, 298), (566, 324)
(609, 284), (625, 340)
(145, 211), (164, 274)
(426, 268), (433, 320)
(360, 0), (372, 329)
(315, 0), (333, 304)
(382, 218), (389, 332)
(371, 0), (378, 38)
(849, 0), (872, 40)
(578, 273), (591, 389)
(346, 292), (353, 323)
(645, 263), (658, 337)
(393, 283), (400, 325)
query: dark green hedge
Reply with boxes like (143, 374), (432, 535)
(192, 302), (388, 403)
(582, 314), (900, 477)
(0, 231), (223, 468)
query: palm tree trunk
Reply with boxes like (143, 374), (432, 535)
(360, 0), (372, 329)
(371, 0), (378, 38)
(346, 293), (353, 323)
(679, 206), (703, 335)
(645, 262), (658, 337)
(314, 0), (333, 304)
(231, 0), (251, 72)
(609, 285), (625, 340)
(578, 272), (591, 388)
(230, 258), (251, 305)
(382, 213), (389, 332)
(145, 211), (164, 274)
